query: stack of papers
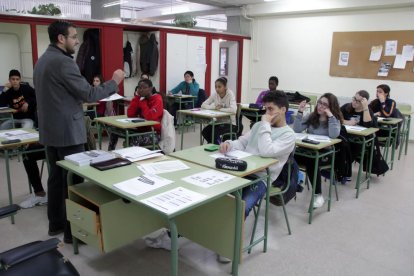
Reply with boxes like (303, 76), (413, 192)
(294, 133), (331, 142)
(0, 129), (39, 141)
(112, 146), (163, 162)
(100, 93), (124, 102)
(64, 150), (115, 166)
(140, 187), (206, 214)
(138, 160), (190, 174)
(114, 174), (173, 196)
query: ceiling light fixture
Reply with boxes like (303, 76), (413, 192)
(103, 0), (128, 8)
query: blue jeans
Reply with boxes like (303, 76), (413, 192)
(242, 180), (267, 218)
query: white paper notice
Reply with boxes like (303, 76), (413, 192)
(210, 150), (252, 159)
(182, 169), (235, 188)
(140, 187), (207, 214)
(138, 160), (190, 174)
(100, 93), (124, 102)
(0, 129), (29, 138)
(385, 40), (398, 56)
(114, 174), (173, 197)
(338, 51), (349, 66)
(369, 45), (383, 61)
(402, 45), (414, 61)
(344, 125), (367, 132)
(393, 54), (407, 69)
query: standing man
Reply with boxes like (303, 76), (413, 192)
(33, 20), (124, 243)
(0, 69), (37, 130)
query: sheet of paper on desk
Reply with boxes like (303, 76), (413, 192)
(195, 110), (228, 116)
(377, 117), (385, 122)
(100, 93), (124, 102)
(210, 150), (252, 159)
(307, 135), (331, 142)
(140, 187), (207, 214)
(116, 118), (142, 123)
(182, 169), (235, 188)
(7, 133), (39, 140)
(344, 125), (367, 132)
(112, 146), (163, 162)
(0, 129), (29, 138)
(138, 160), (190, 174)
(114, 174), (173, 196)
(294, 133), (308, 140)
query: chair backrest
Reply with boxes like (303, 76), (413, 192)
(196, 89), (207, 108)
(397, 103), (412, 114)
(158, 109), (175, 154)
(84, 116), (96, 151)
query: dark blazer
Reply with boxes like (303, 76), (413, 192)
(33, 45), (117, 147)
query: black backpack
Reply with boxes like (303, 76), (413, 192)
(271, 153), (300, 206)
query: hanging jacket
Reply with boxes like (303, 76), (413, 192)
(76, 29), (101, 83)
(140, 33), (159, 76)
(123, 41), (133, 78)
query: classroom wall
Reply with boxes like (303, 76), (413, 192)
(0, 23), (32, 85)
(247, 7), (414, 138)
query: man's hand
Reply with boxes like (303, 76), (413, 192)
(20, 102), (29, 112)
(219, 142), (230, 153)
(112, 69), (125, 85)
(262, 113), (276, 123)
(4, 82), (11, 89)
(215, 103), (223, 110)
(360, 98), (369, 110)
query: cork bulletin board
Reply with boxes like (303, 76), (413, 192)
(330, 31), (414, 82)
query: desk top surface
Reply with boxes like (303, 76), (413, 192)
(345, 127), (379, 136)
(82, 102), (99, 107)
(169, 144), (278, 178)
(94, 115), (158, 129)
(0, 128), (39, 149)
(57, 157), (250, 218)
(295, 138), (342, 150)
(178, 109), (234, 119)
(377, 117), (403, 125)
(167, 94), (196, 99)
(0, 107), (17, 114)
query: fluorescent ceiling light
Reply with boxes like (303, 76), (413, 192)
(103, 0), (128, 8)
(264, 0), (277, 2)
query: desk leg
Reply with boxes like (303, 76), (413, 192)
(390, 130), (397, 170)
(125, 129), (130, 148)
(328, 151), (336, 212)
(169, 219), (179, 276)
(405, 116), (410, 156)
(180, 112), (184, 150)
(355, 139), (366, 199)
(308, 153), (319, 224)
(151, 126), (155, 150)
(4, 149), (15, 224)
(367, 137), (375, 190)
(97, 122), (102, 150)
(263, 168), (270, 252)
(231, 190), (242, 276)
(66, 171), (79, 254)
(211, 121), (216, 145)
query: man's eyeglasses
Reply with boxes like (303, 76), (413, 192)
(352, 97), (362, 103)
(65, 35), (78, 40)
(317, 100), (329, 108)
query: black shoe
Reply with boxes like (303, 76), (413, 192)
(48, 228), (64, 236)
(64, 236), (73, 244)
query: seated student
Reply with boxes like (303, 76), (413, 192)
(0, 69), (37, 130)
(86, 74), (115, 118)
(108, 79), (163, 150)
(139, 73), (157, 95)
(369, 84), (398, 118)
(341, 90), (377, 168)
(244, 76), (278, 128)
(201, 77), (237, 144)
(293, 93), (342, 208)
(220, 90), (296, 218)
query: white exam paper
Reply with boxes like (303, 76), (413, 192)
(140, 187), (206, 214)
(116, 118), (143, 123)
(210, 150), (252, 159)
(0, 129), (29, 138)
(344, 125), (367, 132)
(113, 146), (163, 162)
(114, 174), (173, 196)
(138, 160), (190, 174)
(100, 93), (124, 102)
(7, 133), (39, 140)
(182, 169), (235, 188)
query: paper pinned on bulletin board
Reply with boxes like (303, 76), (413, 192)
(378, 62), (392, 77)
(385, 40), (398, 56)
(369, 45), (383, 61)
(402, 45), (414, 61)
(338, 51), (349, 66)
(393, 54), (407, 69)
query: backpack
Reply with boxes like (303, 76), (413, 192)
(285, 91), (311, 104)
(363, 137), (389, 176)
(158, 109), (175, 154)
(196, 89), (207, 108)
(271, 153), (299, 206)
(334, 126), (353, 181)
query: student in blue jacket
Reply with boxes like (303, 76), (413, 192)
(169, 70), (199, 96)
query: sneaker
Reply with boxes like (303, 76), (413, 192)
(313, 194), (325, 209)
(19, 194), (48, 209)
(217, 254), (231, 263)
(144, 229), (183, 251)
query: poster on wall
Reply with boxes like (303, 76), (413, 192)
(369, 45), (383, 61)
(338, 51), (349, 66)
(393, 55), (407, 69)
(385, 40), (398, 56)
(377, 62), (392, 76)
(402, 45), (414, 61)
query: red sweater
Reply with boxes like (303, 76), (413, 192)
(127, 94), (163, 134)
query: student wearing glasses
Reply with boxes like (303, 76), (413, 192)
(293, 93), (342, 208)
(341, 90), (375, 128)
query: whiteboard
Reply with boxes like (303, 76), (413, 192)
(166, 33), (206, 91)
(0, 33), (21, 83)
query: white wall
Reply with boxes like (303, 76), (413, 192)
(123, 31), (160, 98)
(0, 23), (32, 85)
(248, 7), (414, 138)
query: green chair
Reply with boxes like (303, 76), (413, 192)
(398, 103), (411, 160)
(301, 92), (318, 111)
(220, 103), (243, 141)
(246, 150), (296, 254)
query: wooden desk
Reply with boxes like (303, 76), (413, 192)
(177, 109), (234, 149)
(295, 137), (342, 224)
(377, 117), (403, 170)
(167, 94), (196, 111)
(0, 128), (44, 223)
(169, 144), (278, 255)
(94, 115), (158, 150)
(58, 158), (251, 276)
(0, 107), (17, 128)
(398, 108), (412, 159)
(240, 105), (265, 124)
(83, 102), (99, 118)
(345, 126), (379, 198)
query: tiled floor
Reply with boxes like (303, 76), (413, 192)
(1, 123), (413, 276)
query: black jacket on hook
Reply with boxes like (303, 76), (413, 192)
(140, 33), (159, 76)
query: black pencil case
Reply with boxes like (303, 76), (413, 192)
(215, 158), (247, 171)
(90, 157), (132, 171)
